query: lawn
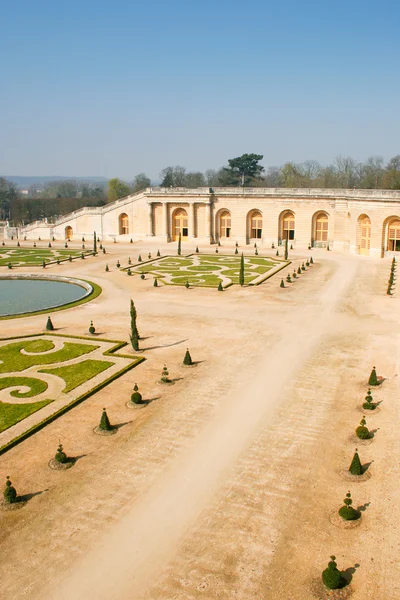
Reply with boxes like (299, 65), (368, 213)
(40, 359), (114, 393)
(0, 245), (92, 266)
(130, 254), (286, 288)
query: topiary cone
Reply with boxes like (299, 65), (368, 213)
(154, 278), (158, 287)
(161, 365), (170, 383)
(183, 348), (193, 365)
(218, 281), (223, 291)
(349, 448), (363, 475)
(99, 408), (113, 431)
(310, 256), (314, 264)
(297, 266), (301, 275)
(322, 556), (342, 590)
(368, 366), (378, 386)
(356, 415), (370, 439)
(338, 491), (360, 521)
(3, 476), (17, 504)
(131, 383), (142, 404)
(55, 442), (68, 464)
(280, 278), (285, 288)
(89, 320), (95, 334)
(46, 316), (54, 331)
(105, 264), (109, 272)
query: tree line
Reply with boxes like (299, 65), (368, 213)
(2, 153), (400, 225)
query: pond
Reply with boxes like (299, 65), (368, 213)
(0, 277), (91, 316)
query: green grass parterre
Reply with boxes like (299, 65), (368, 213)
(0, 335), (143, 440)
(0, 245), (93, 266)
(131, 254), (285, 287)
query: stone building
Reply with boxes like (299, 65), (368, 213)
(17, 187), (400, 257)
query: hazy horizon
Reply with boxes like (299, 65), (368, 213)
(1, 1), (399, 181)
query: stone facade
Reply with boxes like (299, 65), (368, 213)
(16, 187), (400, 257)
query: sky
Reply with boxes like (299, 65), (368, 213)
(1, 0), (400, 181)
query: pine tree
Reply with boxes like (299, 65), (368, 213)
(93, 231), (97, 254)
(131, 383), (142, 404)
(129, 299), (140, 351)
(322, 556), (342, 590)
(349, 448), (363, 475)
(183, 348), (193, 365)
(99, 408), (113, 431)
(239, 253), (245, 286)
(177, 232), (182, 256)
(368, 366), (378, 386)
(284, 237), (288, 260)
(89, 320), (95, 334)
(46, 316), (54, 331)
(338, 491), (360, 521)
(356, 415), (370, 439)
(3, 476), (17, 504)
(55, 442), (68, 464)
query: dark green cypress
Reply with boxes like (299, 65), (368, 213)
(129, 299), (140, 351)
(177, 232), (182, 256)
(349, 448), (363, 475)
(93, 231), (97, 254)
(46, 316), (54, 331)
(99, 408), (113, 431)
(239, 253), (245, 286)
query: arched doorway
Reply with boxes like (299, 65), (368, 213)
(357, 215), (371, 255)
(219, 210), (231, 239)
(65, 226), (73, 240)
(387, 218), (400, 251)
(312, 212), (329, 247)
(172, 208), (188, 241)
(279, 211), (295, 243)
(249, 211), (262, 239)
(119, 213), (129, 235)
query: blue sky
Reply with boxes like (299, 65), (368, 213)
(1, 0), (399, 181)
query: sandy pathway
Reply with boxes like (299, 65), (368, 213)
(47, 255), (358, 600)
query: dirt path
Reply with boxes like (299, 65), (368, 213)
(41, 254), (358, 600)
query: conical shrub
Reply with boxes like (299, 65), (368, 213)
(349, 448), (363, 475)
(131, 383), (142, 404)
(105, 264), (109, 272)
(235, 247), (238, 254)
(154, 278), (158, 287)
(338, 491), (360, 521)
(218, 282), (223, 291)
(276, 250), (279, 256)
(293, 270), (297, 278)
(138, 254), (142, 262)
(99, 408), (113, 431)
(89, 320), (95, 334)
(322, 556), (342, 590)
(195, 246), (199, 253)
(3, 476), (17, 504)
(280, 279), (285, 288)
(46, 316), (54, 331)
(297, 266), (301, 275)
(157, 249), (161, 257)
(310, 256), (314, 264)
(55, 442), (68, 464)
(356, 415), (370, 439)
(368, 366), (378, 386)
(183, 348), (193, 365)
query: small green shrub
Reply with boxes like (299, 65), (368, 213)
(105, 264), (109, 272)
(46, 316), (54, 331)
(286, 274), (291, 283)
(161, 365), (170, 384)
(356, 415), (370, 439)
(183, 348), (193, 365)
(154, 278), (158, 287)
(157, 249), (161, 256)
(218, 282), (223, 291)
(322, 556), (343, 590)
(127, 268), (132, 276)
(89, 320), (95, 335)
(131, 383), (142, 404)
(363, 389), (376, 410)
(310, 256), (314, 264)
(349, 448), (363, 475)
(185, 280), (190, 288)
(280, 279), (285, 288)
(338, 491), (360, 521)
(368, 366), (378, 386)
(148, 253), (151, 259)
(116, 260), (120, 268)
(3, 476), (17, 504)
(99, 408), (113, 431)
(55, 442), (68, 464)
(195, 246), (199, 253)
(103, 247), (106, 254)
(297, 266), (301, 275)
(276, 250), (279, 256)
(138, 254), (142, 262)
(235, 247), (238, 254)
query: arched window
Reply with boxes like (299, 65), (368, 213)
(250, 212), (262, 239)
(173, 208), (188, 240)
(358, 215), (371, 255)
(220, 211), (231, 238)
(315, 214), (328, 242)
(65, 226), (73, 240)
(283, 212), (295, 240)
(387, 219), (400, 251)
(119, 213), (129, 235)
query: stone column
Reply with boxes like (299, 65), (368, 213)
(189, 203), (196, 239)
(147, 202), (153, 237)
(162, 202), (169, 240)
(205, 202), (213, 243)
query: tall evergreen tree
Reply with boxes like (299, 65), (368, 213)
(177, 232), (182, 256)
(239, 253), (245, 286)
(93, 231), (97, 254)
(129, 299), (140, 351)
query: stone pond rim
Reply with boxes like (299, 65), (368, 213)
(0, 275), (98, 318)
